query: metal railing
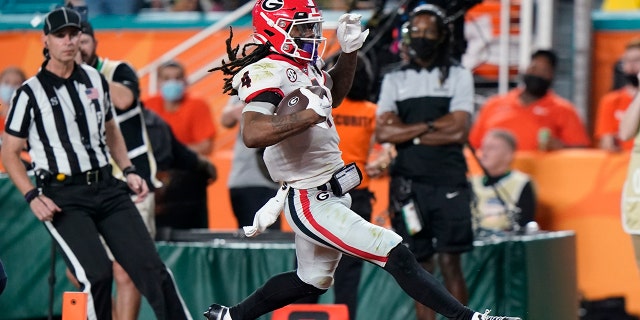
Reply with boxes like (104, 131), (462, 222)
(136, 0), (254, 95)
(497, 0), (555, 94)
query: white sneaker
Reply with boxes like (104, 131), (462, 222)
(474, 309), (522, 320)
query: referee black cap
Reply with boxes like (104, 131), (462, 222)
(43, 7), (82, 35)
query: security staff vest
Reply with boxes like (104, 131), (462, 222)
(100, 58), (161, 189)
(471, 170), (530, 231)
(623, 130), (640, 234)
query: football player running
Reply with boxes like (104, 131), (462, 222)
(205, 1), (522, 320)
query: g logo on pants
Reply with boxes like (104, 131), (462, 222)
(316, 191), (330, 201)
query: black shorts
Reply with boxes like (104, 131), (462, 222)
(390, 178), (473, 261)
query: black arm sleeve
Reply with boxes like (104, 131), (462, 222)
(250, 91), (283, 105)
(515, 181), (536, 227)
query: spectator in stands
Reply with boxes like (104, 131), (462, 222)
(612, 60), (627, 91)
(171, 0), (203, 12)
(143, 60), (217, 230)
(469, 50), (590, 151)
(220, 95), (280, 230)
(0, 67), (26, 133)
(145, 60), (216, 156)
(619, 71), (640, 276)
(470, 129), (536, 234)
(85, 0), (143, 16)
(204, 0), (251, 11)
(65, 1), (89, 20)
(595, 39), (640, 152)
(141, 0), (168, 11)
(209, 0), (224, 11)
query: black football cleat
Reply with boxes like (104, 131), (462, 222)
(203, 303), (231, 320)
(474, 309), (522, 320)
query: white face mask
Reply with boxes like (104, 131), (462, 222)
(0, 84), (16, 104)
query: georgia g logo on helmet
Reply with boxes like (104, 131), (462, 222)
(261, 0), (284, 11)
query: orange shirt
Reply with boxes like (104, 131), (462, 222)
(333, 98), (377, 189)
(144, 93), (216, 145)
(594, 88), (634, 151)
(469, 88), (590, 151)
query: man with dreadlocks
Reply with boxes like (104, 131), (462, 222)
(375, 4), (477, 320)
(204, 1), (521, 320)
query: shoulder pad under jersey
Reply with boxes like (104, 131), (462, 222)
(233, 59), (285, 102)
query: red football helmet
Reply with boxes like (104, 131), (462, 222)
(252, 0), (326, 62)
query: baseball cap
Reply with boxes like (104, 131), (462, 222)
(81, 21), (94, 38)
(43, 7), (82, 35)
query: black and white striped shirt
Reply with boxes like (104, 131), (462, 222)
(5, 60), (114, 175)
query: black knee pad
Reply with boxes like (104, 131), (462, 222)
(384, 244), (419, 275)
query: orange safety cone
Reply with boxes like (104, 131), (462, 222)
(272, 304), (349, 320)
(62, 292), (87, 320)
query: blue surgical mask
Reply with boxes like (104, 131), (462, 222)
(0, 84), (16, 104)
(160, 80), (185, 102)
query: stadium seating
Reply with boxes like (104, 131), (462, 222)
(0, 0), (58, 15)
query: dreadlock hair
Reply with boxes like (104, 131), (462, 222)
(208, 27), (272, 96)
(409, 8), (453, 85)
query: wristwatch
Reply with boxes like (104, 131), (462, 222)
(122, 165), (137, 176)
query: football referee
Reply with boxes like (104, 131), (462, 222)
(0, 7), (191, 320)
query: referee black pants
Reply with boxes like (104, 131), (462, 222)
(42, 177), (190, 320)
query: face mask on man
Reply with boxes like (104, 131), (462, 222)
(409, 38), (439, 61)
(522, 74), (552, 98)
(625, 73), (639, 87)
(0, 84), (16, 104)
(160, 80), (185, 102)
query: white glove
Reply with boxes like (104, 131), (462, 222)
(336, 13), (370, 53)
(302, 88), (332, 129)
(243, 185), (290, 237)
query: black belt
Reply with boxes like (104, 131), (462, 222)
(37, 165), (112, 187)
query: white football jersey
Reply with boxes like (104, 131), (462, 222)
(233, 54), (343, 189)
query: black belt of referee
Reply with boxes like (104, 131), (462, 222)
(36, 165), (112, 187)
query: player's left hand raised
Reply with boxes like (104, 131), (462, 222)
(337, 13), (369, 53)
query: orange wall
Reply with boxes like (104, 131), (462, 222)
(3, 29), (640, 315)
